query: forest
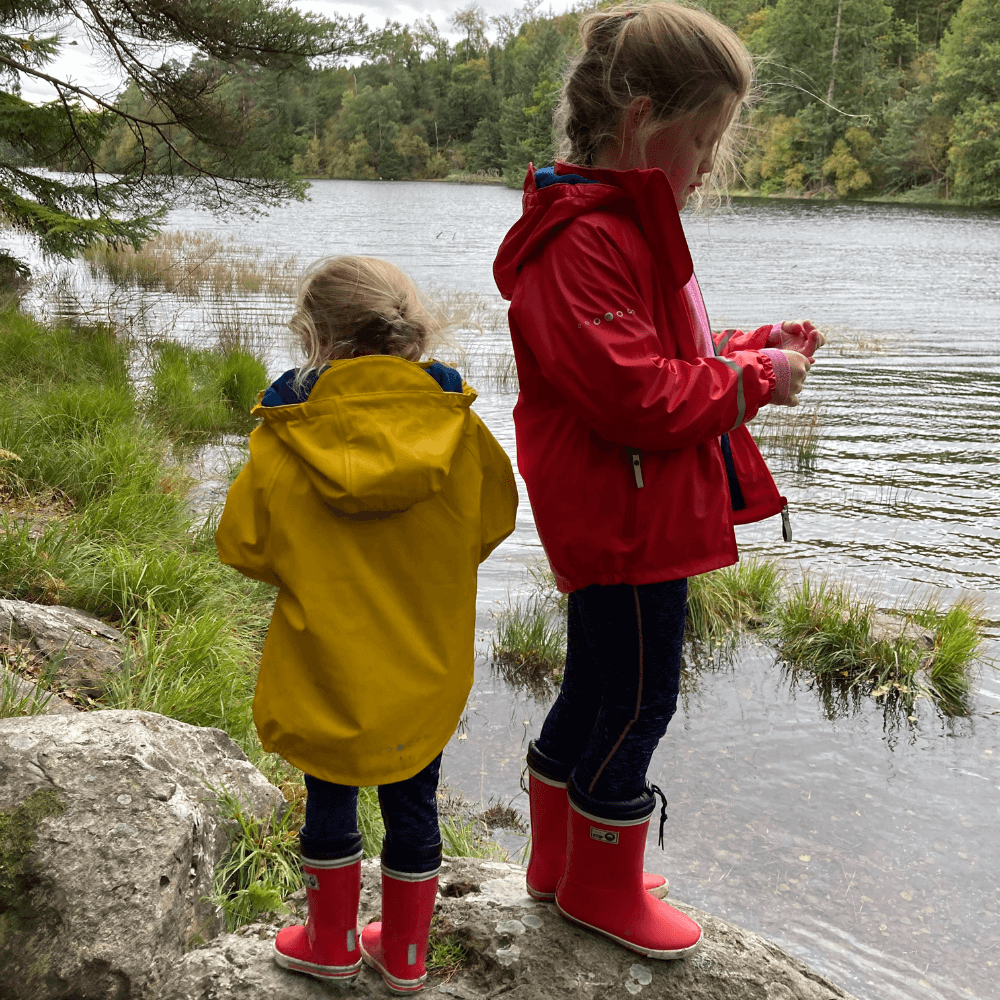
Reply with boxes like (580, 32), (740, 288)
(36, 0), (1000, 205)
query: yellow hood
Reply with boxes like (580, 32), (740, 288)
(256, 356), (477, 515)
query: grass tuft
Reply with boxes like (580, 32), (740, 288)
(772, 580), (984, 715)
(207, 786), (300, 931)
(748, 404), (822, 470)
(686, 558), (783, 645)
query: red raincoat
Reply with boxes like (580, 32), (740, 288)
(493, 162), (786, 592)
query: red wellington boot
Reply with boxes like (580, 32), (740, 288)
(526, 753), (668, 901)
(360, 864), (439, 994)
(555, 796), (702, 959)
(273, 850), (363, 980)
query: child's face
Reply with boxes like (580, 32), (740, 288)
(642, 102), (734, 210)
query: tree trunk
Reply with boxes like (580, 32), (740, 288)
(828, 0), (843, 105)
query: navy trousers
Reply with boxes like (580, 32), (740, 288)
(534, 578), (687, 807)
(300, 753), (443, 873)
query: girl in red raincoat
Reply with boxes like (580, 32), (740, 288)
(493, 1), (824, 961)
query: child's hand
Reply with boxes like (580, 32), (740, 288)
(777, 350), (814, 407)
(770, 319), (825, 358)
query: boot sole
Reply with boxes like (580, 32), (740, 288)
(360, 943), (427, 994)
(273, 942), (362, 979)
(555, 903), (702, 960)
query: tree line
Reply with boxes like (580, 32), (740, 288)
(1, 0), (997, 281)
(95, 0), (996, 204)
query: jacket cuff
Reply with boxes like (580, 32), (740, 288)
(760, 348), (790, 404)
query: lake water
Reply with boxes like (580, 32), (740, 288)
(17, 179), (1000, 1000)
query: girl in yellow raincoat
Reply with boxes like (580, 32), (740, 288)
(216, 256), (518, 993)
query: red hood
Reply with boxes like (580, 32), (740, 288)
(493, 161), (694, 301)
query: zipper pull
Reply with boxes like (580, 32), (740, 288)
(629, 450), (644, 488)
(781, 503), (792, 542)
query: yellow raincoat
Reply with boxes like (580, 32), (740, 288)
(216, 356), (517, 786)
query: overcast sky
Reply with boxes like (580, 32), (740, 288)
(21, 1), (581, 105)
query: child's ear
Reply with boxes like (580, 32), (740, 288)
(627, 96), (653, 128)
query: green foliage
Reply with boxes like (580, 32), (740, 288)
(427, 929), (469, 976)
(358, 785), (386, 858)
(208, 787), (300, 931)
(150, 341), (267, 439)
(1, 1), (367, 274)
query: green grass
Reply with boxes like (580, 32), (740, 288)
(426, 927), (470, 977)
(490, 558), (987, 720)
(207, 786), (300, 931)
(489, 594), (566, 696)
(686, 557), (783, 645)
(148, 340), (267, 440)
(772, 580), (984, 716)
(440, 817), (506, 860)
(0, 648), (53, 718)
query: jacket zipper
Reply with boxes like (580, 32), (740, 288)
(624, 449), (642, 538)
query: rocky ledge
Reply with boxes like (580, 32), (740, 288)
(1, 711), (857, 1000)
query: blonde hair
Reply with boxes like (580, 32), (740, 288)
(554, 2), (754, 195)
(289, 256), (440, 382)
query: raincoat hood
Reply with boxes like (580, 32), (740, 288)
(254, 356), (476, 515)
(493, 162), (694, 302)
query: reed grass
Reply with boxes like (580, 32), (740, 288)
(489, 557), (986, 718)
(772, 579), (984, 715)
(84, 231), (299, 300)
(148, 340), (268, 440)
(686, 557), (783, 645)
(489, 593), (566, 697)
(748, 404), (822, 470)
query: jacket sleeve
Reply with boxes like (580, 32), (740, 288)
(473, 415), (518, 563)
(714, 324), (774, 355)
(215, 445), (282, 587)
(513, 220), (775, 451)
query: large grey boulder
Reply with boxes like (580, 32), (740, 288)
(159, 857), (857, 1000)
(0, 599), (124, 701)
(0, 710), (285, 1000)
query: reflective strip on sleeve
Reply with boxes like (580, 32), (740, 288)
(717, 358), (746, 431)
(716, 329), (737, 352)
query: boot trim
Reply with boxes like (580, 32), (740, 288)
(382, 862), (442, 882)
(526, 740), (572, 783)
(568, 796), (654, 828)
(556, 902), (701, 959)
(526, 767), (567, 789)
(301, 849), (364, 870)
(272, 942), (362, 978)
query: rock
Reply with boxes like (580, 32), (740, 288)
(0, 710), (285, 1000)
(159, 857), (858, 1000)
(0, 599), (125, 701)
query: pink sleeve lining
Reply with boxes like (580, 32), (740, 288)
(760, 348), (791, 404)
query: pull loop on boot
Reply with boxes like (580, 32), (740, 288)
(273, 849), (363, 980)
(361, 860), (441, 993)
(555, 788), (701, 960)
(526, 741), (669, 900)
